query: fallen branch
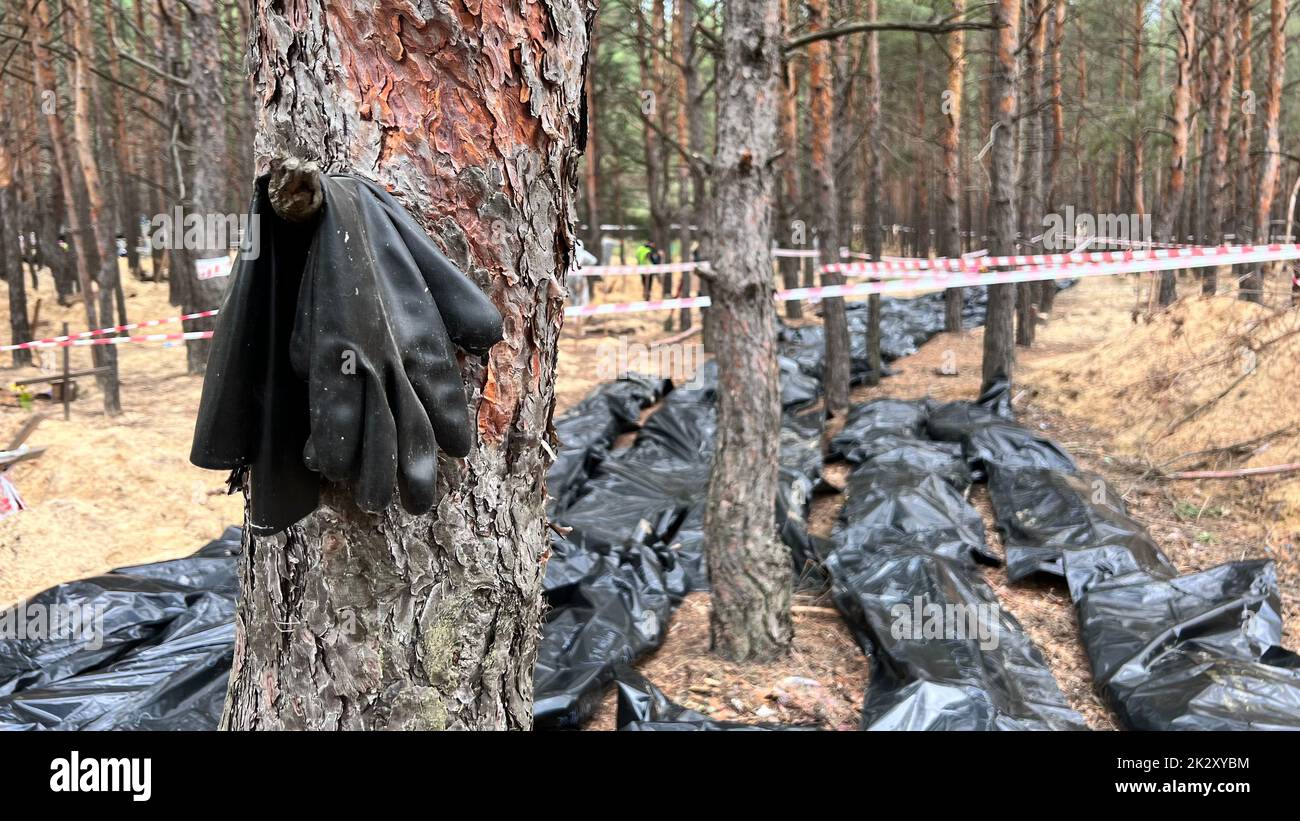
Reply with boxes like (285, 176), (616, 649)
(791, 605), (841, 618)
(1167, 462), (1300, 480)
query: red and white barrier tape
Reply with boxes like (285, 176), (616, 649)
(827, 243), (1300, 276)
(3, 309), (219, 351)
(565, 295), (714, 317)
(564, 244), (1300, 316)
(772, 248), (821, 258)
(22, 331), (217, 349)
(569, 261), (707, 277)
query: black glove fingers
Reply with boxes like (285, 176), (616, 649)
(304, 366), (365, 481)
(353, 369), (399, 513)
(410, 364), (475, 458)
(358, 179), (503, 355)
(388, 370), (439, 515)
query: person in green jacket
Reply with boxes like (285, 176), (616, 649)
(636, 240), (659, 300)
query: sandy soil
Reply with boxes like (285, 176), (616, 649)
(2, 263), (1296, 731)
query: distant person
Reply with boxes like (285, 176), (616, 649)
(567, 239), (598, 308)
(636, 240), (660, 301)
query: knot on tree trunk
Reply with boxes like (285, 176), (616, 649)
(268, 157), (324, 222)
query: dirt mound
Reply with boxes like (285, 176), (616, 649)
(1025, 295), (1300, 540)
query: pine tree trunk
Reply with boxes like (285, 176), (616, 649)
(673, 0), (693, 330)
(1254, 0), (1284, 248)
(1038, 0), (1065, 314)
(941, 0), (966, 333)
(0, 138), (30, 367)
(1235, 0), (1258, 301)
(1016, 0), (1044, 348)
(982, 0), (1019, 394)
(182, 0), (231, 373)
(102, 0), (143, 283)
(704, 0), (791, 663)
(1157, 0), (1196, 307)
(221, 0), (588, 731)
(808, 0), (850, 415)
(863, 0), (883, 386)
(1206, 0), (1236, 294)
(69, 0), (124, 414)
(777, 0), (803, 320)
(29, 0), (115, 412)
(583, 22), (602, 257)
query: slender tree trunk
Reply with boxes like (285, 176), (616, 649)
(102, 0), (143, 282)
(1157, 0), (1196, 307)
(222, 0), (587, 730)
(673, 0), (693, 330)
(583, 20), (601, 257)
(778, 0), (803, 320)
(1038, 0), (1065, 314)
(1131, 0), (1146, 218)
(1016, 0), (1044, 347)
(704, 0), (791, 663)
(180, 0), (231, 373)
(68, 0), (123, 414)
(1255, 0), (1284, 250)
(638, 0), (665, 301)
(982, 0), (1019, 393)
(1235, 0), (1259, 301)
(29, 0), (115, 413)
(0, 135), (30, 366)
(1206, 0), (1235, 294)
(684, 0), (709, 331)
(863, 0), (883, 386)
(808, 0), (850, 414)
(941, 0), (966, 333)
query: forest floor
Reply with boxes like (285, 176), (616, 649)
(1, 263), (1296, 731)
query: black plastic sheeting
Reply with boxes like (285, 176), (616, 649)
(0, 528), (241, 730)
(613, 666), (807, 731)
(778, 289), (990, 385)
(534, 368), (831, 728)
(939, 386), (1300, 730)
(822, 397), (1087, 730)
(2, 288), (1003, 731)
(986, 465), (1300, 729)
(547, 375), (669, 514)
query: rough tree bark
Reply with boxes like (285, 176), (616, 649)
(941, 0), (966, 334)
(221, 0), (589, 730)
(981, 0), (1018, 394)
(704, 0), (791, 663)
(808, 0), (850, 415)
(1156, 0), (1196, 308)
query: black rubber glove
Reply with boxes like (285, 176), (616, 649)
(290, 175), (503, 515)
(191, 177), (321, 535)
